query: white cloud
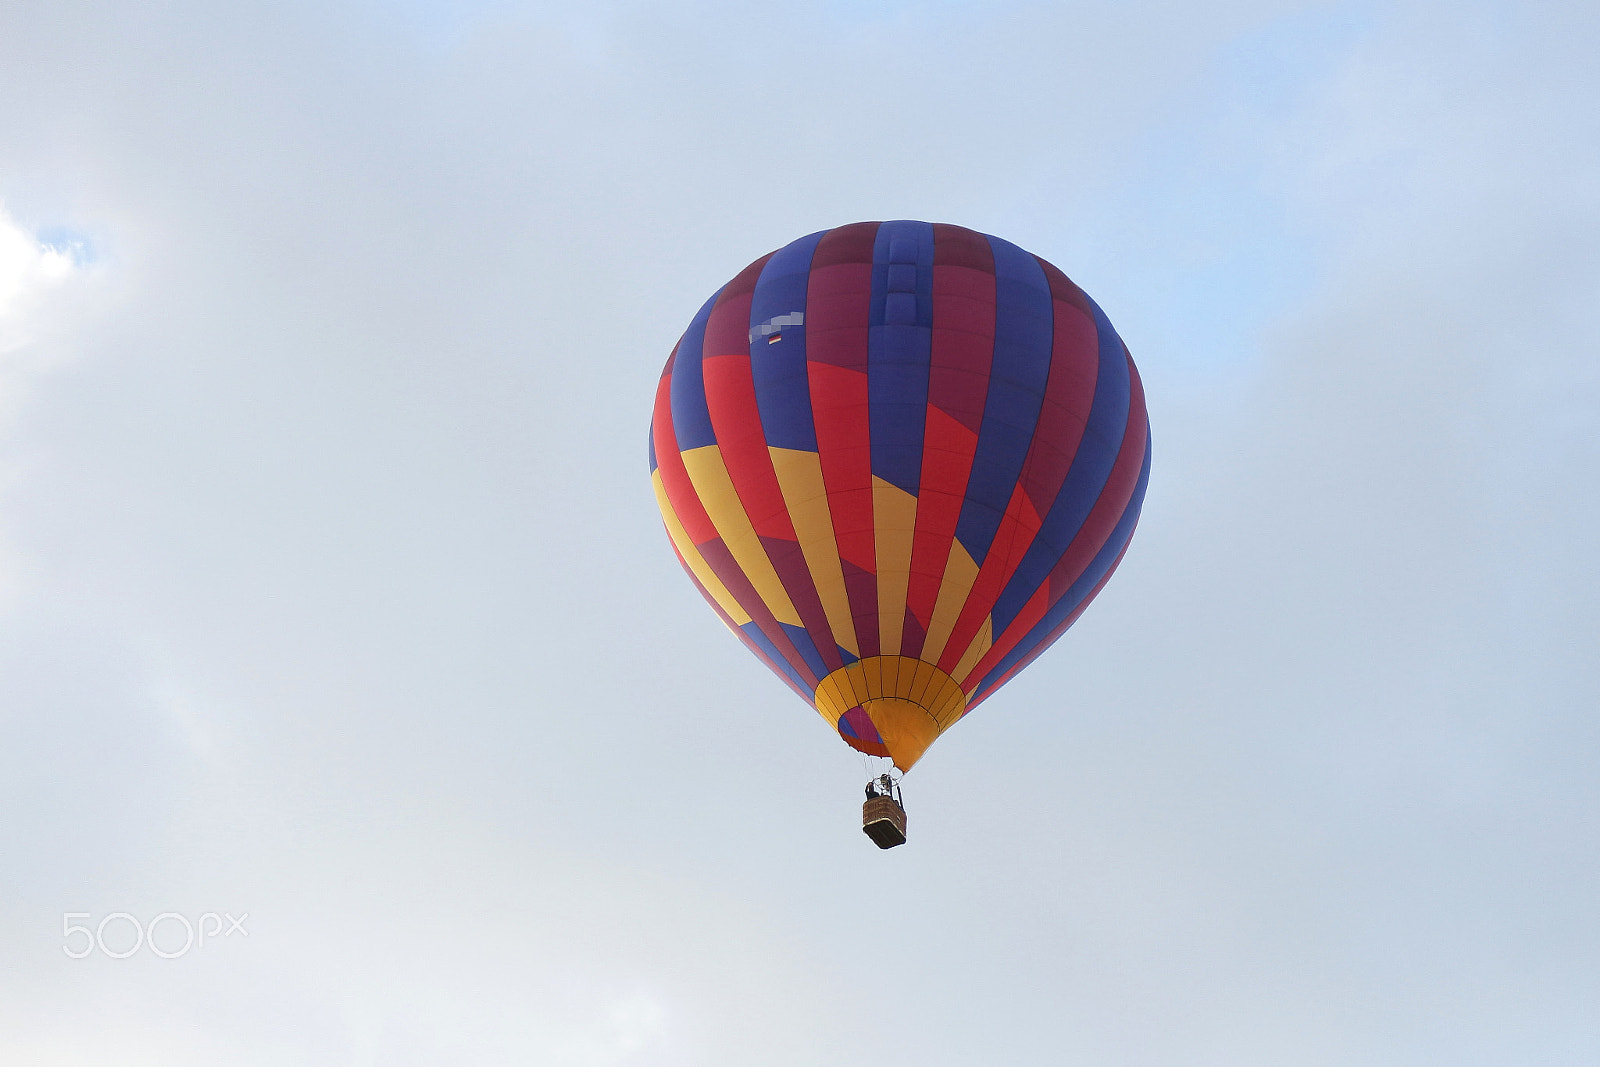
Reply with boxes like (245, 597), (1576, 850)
(0, 204), (79, 356)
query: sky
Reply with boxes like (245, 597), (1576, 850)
(0, 0), (1596, 1063)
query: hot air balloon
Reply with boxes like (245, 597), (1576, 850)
(648, 222), (1150, 845)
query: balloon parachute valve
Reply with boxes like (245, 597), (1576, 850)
(862, 795), (908, 849)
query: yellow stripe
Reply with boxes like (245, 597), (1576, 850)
(908, 658), (938, 709)
(871, 477), (919, 657)
(813, 673), (849, 727)
(768, 447), (857, 657)
(811, 656), (969, 725)
(950, 616), (994, 686)
(681, 445), (803, 627)
(919, 537), (981, 664)
(651, 471), (751, 625)
(848, 662), (870, 707)
(862, 655), (883, 698)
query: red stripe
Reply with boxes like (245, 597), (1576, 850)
(927, 253), (1111, 677)
(930, 222), (994, 271)
(1045, 351), (1148, 605)
(761, 535), (845, 674)
(932, 270), (1103, 674)
(936, 482), (1045, 676)
(901, 409), (978, 657)
(964, 537), (1132, 710)
(698, 253), (775, 532)
(673, 540), (813, 704)
(654, 330), (817, 687)
(699, 536), (819, 688)
(900, 610), (926, 658)
(808, 222), (878, 296)
(902, 228), (996, 655)
(959, 579), (1053, 698)
(807, 224), (880, 657)
(965, 350), (1149, 684)
(703, 354), (796, 537)
(652, 366), (718, 545)
(707, 254), (771, 343)
(931, 261), (1104, 675)
(1020, 260), (1101, 517)
(926, 225), (996, 432)
(700, 267), (843, 673)
(1035, 251), (1096, 320)
(807, 363), (874, 568)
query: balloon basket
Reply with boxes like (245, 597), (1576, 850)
(863, 796), (908, 849)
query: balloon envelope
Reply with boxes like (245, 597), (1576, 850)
(649, 222), (1150, 771)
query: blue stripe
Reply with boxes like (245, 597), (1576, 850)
(740, 621), (813, 692)
(971, 434), (1151, 701)
(988, 298), (1133, 635)
(749, 230), (826, 452)
(868, 220), (935, 494)
(668, 289), (723, 451)
(780, 621), (828, 680)
(647, 424), (657, 472)
(951, 235), (1054, 564)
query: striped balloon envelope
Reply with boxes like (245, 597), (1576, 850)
(649, 221), (1150, 772)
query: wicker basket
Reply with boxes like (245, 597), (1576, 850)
(863, 796), (908, 849)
